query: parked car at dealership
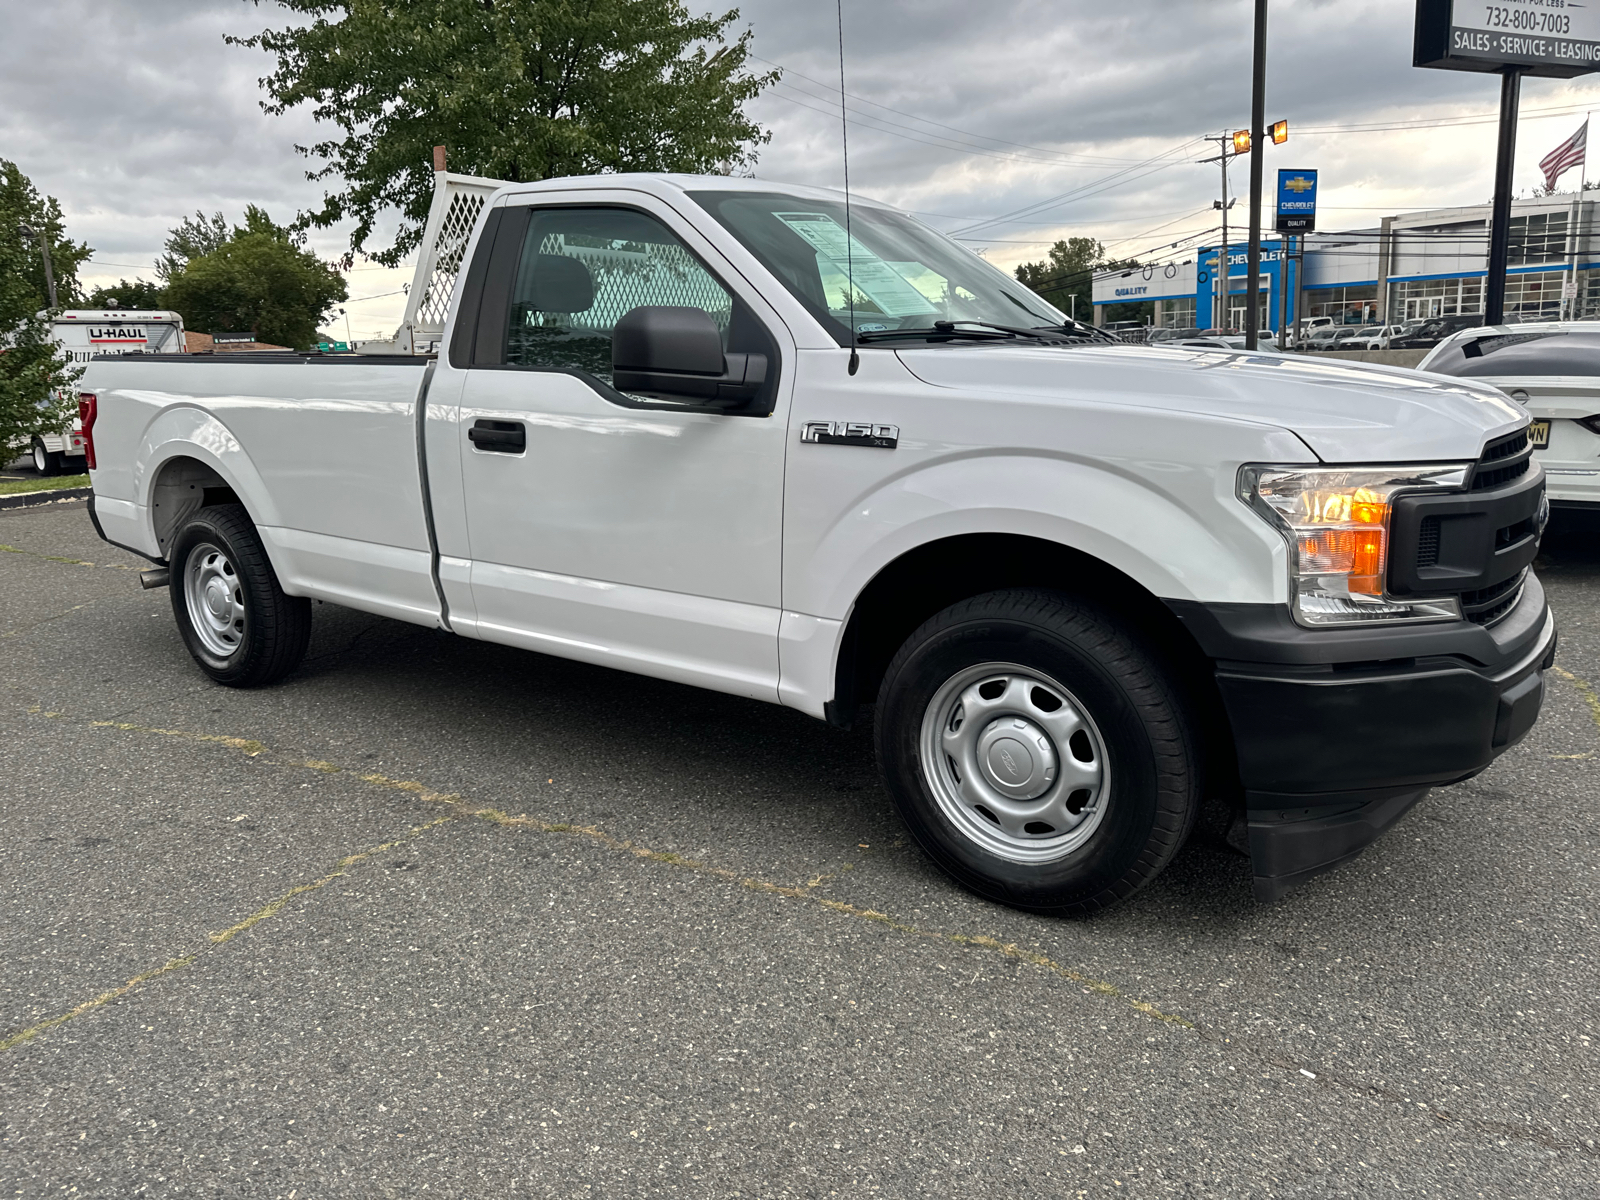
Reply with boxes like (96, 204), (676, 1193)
(78, 170), (1553, 911)
(1340, 325), (1390, 350)
(1300, 326), (1341, 351)
(1421, 321), (1600, 513)
(1392, 313), (1485, 350)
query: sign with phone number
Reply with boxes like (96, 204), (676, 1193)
(1415, 0), (1600, 76)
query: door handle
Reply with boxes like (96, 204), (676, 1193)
(469, 419), (526, 453)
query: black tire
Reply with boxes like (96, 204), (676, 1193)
(168, 503), (311, 687)
(31, 438), (63, 476)
(875, 588), (1200, 916)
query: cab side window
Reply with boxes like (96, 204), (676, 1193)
(502, 207), (733, 386)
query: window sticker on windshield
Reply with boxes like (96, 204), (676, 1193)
(774, 212), (938, 317)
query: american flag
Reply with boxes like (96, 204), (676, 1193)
(1540, 120), (1587, 191)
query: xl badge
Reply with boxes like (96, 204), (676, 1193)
(800, 421), (899, 449)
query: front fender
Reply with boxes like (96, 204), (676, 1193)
(787, 449), (1296, 621)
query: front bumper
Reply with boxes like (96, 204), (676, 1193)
(1170, 579), (1557, 901)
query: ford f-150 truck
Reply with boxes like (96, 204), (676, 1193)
(79, 173), (1555, 912)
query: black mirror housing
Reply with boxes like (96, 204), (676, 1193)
(612, 306), (766, 406)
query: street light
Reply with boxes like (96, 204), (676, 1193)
(17, 223), (59, 309)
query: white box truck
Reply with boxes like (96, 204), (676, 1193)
(31, 309), (185, 475)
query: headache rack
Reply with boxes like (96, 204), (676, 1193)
(358, 168), (511, 356)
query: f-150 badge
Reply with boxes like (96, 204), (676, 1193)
(800, 421), (899, 448)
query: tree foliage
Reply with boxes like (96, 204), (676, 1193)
(0, 160), (90, 454)
(162, 207), (348, 349)
(157, 211), (231, 282)
(1014, 237), (1146, 324)
(230, 0), (779, 265)
(86, 279), (167, 309)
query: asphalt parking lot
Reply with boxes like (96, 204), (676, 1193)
(2, 498), (1597, 1198)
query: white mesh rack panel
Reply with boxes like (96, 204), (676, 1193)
(398, 171), (509, 345)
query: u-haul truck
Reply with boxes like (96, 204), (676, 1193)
(31, 310), (186, 475)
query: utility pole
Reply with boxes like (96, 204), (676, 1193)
(1245, 0), (1268, 349)
(1200, 133), (1235, 330)
(18, 224), (58, 310)
(1219, 142), (1229, 330)
(1485, 69), (1523, 325)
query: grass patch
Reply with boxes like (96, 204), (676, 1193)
(0, 474), (90, 496)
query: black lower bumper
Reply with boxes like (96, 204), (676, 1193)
(1169, 577), (1557, 901)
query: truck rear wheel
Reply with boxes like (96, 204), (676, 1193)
(875, 589), (1200, 915)
(169, 504), (311, 687)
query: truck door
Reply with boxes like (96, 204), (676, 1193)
(451, 199), (792, 701)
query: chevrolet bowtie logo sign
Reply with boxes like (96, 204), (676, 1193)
(1284, 176), (1314, 194)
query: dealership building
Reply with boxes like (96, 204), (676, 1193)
(1090, 195), (1596, 331)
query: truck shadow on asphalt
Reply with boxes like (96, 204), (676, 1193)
(279, 603), (1260, 920)
(137, 513), (1597, 925)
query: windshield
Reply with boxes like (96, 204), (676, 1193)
(687, 190), (1067, 345)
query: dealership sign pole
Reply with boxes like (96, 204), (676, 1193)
(1276, 169), (1317, 345)
(1415, 1), (1600, 323)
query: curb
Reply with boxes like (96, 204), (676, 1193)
(0, 486), (92, 511)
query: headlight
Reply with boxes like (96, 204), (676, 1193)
(1239, 464), (1471, 626)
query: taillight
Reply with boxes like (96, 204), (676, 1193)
(78, 392), (97, 470)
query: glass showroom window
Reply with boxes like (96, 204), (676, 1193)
(1392, 277), (1482, 322)
(1306, 285), (1377, 324)
(1160, 297), (1196, 328)
(1507, 212), (1569, 267)
(1503, 270), (1566, 320)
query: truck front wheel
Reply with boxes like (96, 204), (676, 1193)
(169, 504), (311, 687)
(875, 589), (1200, 915)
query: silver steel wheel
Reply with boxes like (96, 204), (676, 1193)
(183, 541), (246, 658)
(918, 662), (1109, 864)
(32, 441), (47, 473)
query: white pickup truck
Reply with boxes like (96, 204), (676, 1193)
(79, 173), (1554, 911)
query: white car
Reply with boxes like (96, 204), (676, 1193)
(79, 171), (1553, 910)
(1420, 320), (1600, 512)
(1346, 325), (1403, 351)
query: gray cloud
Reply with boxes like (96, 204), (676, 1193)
(5, 0), (1600, 336)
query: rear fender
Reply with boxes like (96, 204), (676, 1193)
(132, 406), (279, 563)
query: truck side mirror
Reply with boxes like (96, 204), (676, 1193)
(612, 306), (766, 406)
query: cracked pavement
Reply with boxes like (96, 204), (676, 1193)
(2, 502), (1598, 1197)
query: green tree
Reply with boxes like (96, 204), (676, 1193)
(1014, 238), (1148, 325)
(230, 0), (779, 265)
(163, 206), (348, 349)
(86, 279), (166, 309)
(0, 160), (90, 456)
(1013, 237), (1101, 319)
(156, 211), (230, 282)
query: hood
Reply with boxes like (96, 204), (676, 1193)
(895, 342), (1524, 463)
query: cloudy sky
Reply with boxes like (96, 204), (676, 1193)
(6, 0), (1600, 338)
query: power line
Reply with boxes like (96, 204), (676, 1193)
(949, 140), (1209, 236)
(765, 85), (1121, 170)
(751, 54), (1152, 167)
(1297, 95), (1600, 135)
